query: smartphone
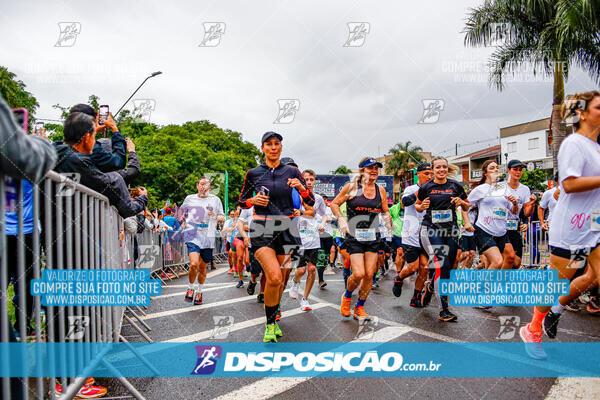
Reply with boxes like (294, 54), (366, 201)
(258, 186), (270, 197)
(98, 105), (109, 126)
(12, 108), (28, 132)
(35, 121), (44, 132)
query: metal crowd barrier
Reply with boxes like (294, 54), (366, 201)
(1, 171), (151, 400)
(520, 221), (551, 268)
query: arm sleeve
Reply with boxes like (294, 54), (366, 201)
(117, 152), (141, 184)
(0, 95), (56, 182)
(90, 131), (127, 172)
(401, 194), (417, 207)
(238, 169), (254, 209)
(417, 185), (427, 201)
(467, 186), (484, 206)
(558, 139), (585, 183)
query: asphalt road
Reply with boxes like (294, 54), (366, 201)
(103, 263), (600, 400)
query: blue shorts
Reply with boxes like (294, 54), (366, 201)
(186, 242), (213, 263)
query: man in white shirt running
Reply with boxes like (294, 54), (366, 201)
(180, 176), (224, 305)
(538, 174), (560, 237)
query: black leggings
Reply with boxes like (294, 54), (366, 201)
(420, 226), (459, 311)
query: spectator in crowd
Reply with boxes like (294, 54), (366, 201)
(162, 207), (181, 231)
(0, 93), (56, 400)
(69, 103), (126, 172)
(53, 112), (148, 218)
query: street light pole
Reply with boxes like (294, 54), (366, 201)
(114, 71), (163, 118)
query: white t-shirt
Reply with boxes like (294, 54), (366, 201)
(550, 133), (600, 250)
(378, 214), (392, 241)
(223, 218), (235, 242)
(506, 182), (531, 227)
(238, 207), (254, 247)
(401, 184), (425, 248)
(298, 212), (321, 250)
(318, 206), (335, 236)
(468, 183), (513, 237)
(540, 187), (558, 224)
(180, 193), (224, 249)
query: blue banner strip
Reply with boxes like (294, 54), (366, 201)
(1, 342), (598, 378)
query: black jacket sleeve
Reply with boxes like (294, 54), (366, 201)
(0, 95), (56, 182)
(90, 131), (127, 172)
(117, 151), (140, 184)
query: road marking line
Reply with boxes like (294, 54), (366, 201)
(144, 294), (258, 320)
(165, 303), (330, 342)
(211, 326), (412, 400)
(153, 284), (237, 299)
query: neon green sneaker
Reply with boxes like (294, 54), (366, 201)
(274, 322), (283, 338)
(263, 323), (278, 342)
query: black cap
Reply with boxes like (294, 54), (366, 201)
(359, 157), (383, 168)
(261, 131), (283, 144)
(416, 163), (431, 172)
(507, 159), (525, 169)
(280, 157), (298, 168)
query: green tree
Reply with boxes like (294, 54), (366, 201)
(0, 66), (39, 131)
(464, 0), (600, 171)
(521, 169), (549, 192)
(384, 141), (424, 176)
(334, 165), (352, 175)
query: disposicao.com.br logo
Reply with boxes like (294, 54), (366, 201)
(222, 351), (441, 373)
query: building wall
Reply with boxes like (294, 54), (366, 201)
(500, 128), (550, 164)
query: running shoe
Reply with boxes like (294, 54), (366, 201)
(289, 281), (300, 299)
(55, 382), (107, 399)
(543, 310), (561, 339)
(410, 295), (423, 308)
(274, 322), (283, 338)
(300, 298), (312, 311)
(275, 306), (281, 322)
(438, 309), (457, 322)
(564, 299), (580, 312)
(243, 271), (248, 278)
(587, 296), (600, 315)
(236, 280), (244, 288)
(353, 306), (371, 321)
(371, 280), (379, 289)
(233, 272), (239, 279)
(421, 282), (434, 307)
(263, 324), (277, 343)
(340, 293), (352, 317)
(319, 281), (327, 289)
(247, 281), (257, 295)
(392, 276), (403, 297)
(257, 293), (264, 303)
(519, 324), (547, 359)
(579, 292), (591, 303)
(228, 267), (233, 274)
(184, 289), (194, 303)
(193, 292), (203, 305)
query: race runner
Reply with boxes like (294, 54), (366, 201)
(416, 157), (469, 322)
(331, 157), (392, 321)
(521, 91), (600, 358)
(180, 176), (225, 305)
(238, 132), (314, 342)
(392, 163), (432, 307)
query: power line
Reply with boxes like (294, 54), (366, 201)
(437, 137), (500, 156)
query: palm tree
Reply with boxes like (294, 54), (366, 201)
(385, 141), (425, 177)
(464, 0), (600, 171)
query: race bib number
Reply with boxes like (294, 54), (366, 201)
(432, 210), (452, 224)
(300, 228), (316, 237)
(506, 219), (518, 231)
(492, 207), (507, 220)
(196, 222), (209, 231)
(355, 228), (377, 242)
(591, 211), (600, 232)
